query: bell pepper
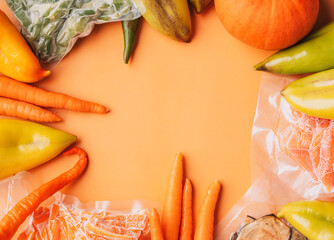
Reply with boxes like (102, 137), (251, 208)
(0, 10), (50, 82)
(277, 200), (334, 240)
(0, 119), (77, 179)
(254, 21), (334, 75)
(121, 18), (141, 64)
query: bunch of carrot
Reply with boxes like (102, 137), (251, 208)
(150, 153), (221, 240)
(0, 75), (108, 122)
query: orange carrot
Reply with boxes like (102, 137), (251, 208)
(49, 219), (60, 240)
(150, 209), (164, 240)
(0, 97), (61, 122)
(179, 178), (193, 240)
(18, 230), (35, 240)
(194, 180), (221, 240)
(0, 76), (108, 113)
(17, 232), (27, 240)
(162, 153), (183, 240)
(41, 227), (50, 240)
(26, 230), (35, 240)
(0, 147), (88, 240)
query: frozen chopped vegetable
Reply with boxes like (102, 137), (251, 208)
(6, 0), (143, 68)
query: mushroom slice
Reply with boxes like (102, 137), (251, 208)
(233, 215), (291, 240)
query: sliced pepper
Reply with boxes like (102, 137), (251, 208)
(277, 201), (334, 240)
(0, 119), (77, 179)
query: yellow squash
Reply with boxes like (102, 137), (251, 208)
(137, 0), (191, 42)
(0, 10), (50, 82)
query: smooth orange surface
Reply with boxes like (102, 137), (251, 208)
(1, 0), (333, 227)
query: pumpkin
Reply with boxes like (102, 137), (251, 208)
(215, 0), (319, 50)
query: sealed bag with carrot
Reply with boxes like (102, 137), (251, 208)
(248, 73), (334, 198)
(0, 148), (153, 240)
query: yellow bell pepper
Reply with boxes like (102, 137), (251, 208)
(0, 119), (76, 179)
(0, 10), (50, 82)
(278, 201), (334, 240)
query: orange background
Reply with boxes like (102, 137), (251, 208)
(1, 0), (334, 226)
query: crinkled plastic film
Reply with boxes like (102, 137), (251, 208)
(0, 172), (155, 240)
(215, 73), (334, 240)
(251, 73), (334, 198)
(19, 194), (151, 240)
(5, 0), (145, 69)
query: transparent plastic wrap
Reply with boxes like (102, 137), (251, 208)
(5, 0), (144, 69)
(251, 73), (334, 198)
(215, 73), (334, 240)
(0, 172), (154, 239)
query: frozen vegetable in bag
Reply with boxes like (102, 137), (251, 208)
(5, 0), (144, 69)
(0, 172), (154, 239)
(214, 73), (334, 240)
(251, 73), (334, 197)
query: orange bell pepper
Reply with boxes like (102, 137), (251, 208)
(0, 10), (50, 82)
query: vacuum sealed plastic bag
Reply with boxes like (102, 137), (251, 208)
(18, 194), (151, 239)
(251, 73), (334, 198)
(5, 0), (144, 69)
(215, 73), (334, 239)
(0, 172), (153, 239)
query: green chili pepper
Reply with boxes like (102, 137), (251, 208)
(122, 18), (141, 64)
(0, 119), (77, 180)
(254, 21), (334, 75)
(277, 201), (334, 240)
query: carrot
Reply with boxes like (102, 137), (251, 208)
(0, 97), (61, 122)
(161, 153), (183, 240)
(49, 219), (60, 240)
(17, 232), (27, 240)
(179, 178), (193, 240)
(41, 227), (50, 240)
(0, 76), (108, 113)
(25, 230), (35, 240)
(0, 147), (88, 240)
(194, 180), (221, 240)
(58, 217), (75, 240)
(86, 223), (133, 239)
(150, 209), (164, 240)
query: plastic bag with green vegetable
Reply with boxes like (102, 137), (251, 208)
(5, 0), (144, 69)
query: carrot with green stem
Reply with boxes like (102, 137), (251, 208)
(162, 153), (183, 240)
(194, 180), (221, 240)
(0, 147), (88, 240)
(150, 209), (164, 240)
(0, 97), (61, 122)
(0, 76), (108, 113)
(179, 178), (193, 240)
